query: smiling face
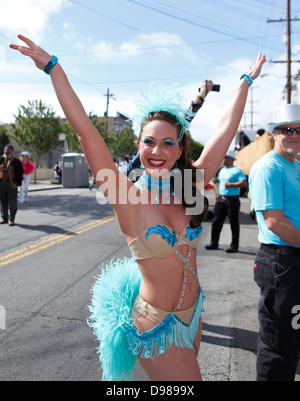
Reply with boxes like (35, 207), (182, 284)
(273, 123), (300, 162)
(138, 119), (183, 177)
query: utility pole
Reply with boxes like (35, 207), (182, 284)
(287, 0), (291, 103)
(268, 0), (300, 103)
(103, 88), (114, 117)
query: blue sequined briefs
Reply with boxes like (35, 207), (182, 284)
(128, 290), (205, 359)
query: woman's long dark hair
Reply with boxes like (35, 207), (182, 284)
(138, 111), (208, 228)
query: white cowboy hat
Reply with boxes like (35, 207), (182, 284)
(21, 151), (29, 156)
(268, 104), (300, 133)
(225, 150), (236, 160)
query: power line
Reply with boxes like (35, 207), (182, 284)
(126, 0), (277, 50)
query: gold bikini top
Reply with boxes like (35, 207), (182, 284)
(128, 223), (203, 260)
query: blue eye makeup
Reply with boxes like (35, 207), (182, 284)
(141, 138), (154, 145)
(163, 140), (177, 146)
(141, 137), (177, 146)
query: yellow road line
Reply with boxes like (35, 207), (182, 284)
(0, 215), (115, 267)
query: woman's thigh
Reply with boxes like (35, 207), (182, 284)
(137, 318), (202, 381)
(138, 346), (202, 381)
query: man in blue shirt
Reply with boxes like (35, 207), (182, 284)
(206, 150), (247, 253)
(249, 103), (300, 381)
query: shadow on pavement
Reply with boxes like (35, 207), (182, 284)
(202, 322), (257, 354)
(16, 224), (77, 235)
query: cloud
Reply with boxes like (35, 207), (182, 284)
(62, 26), (200, 64)
(0, 0), (68, 42)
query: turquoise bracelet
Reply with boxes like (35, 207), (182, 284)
(44, 55), (58, 74)
(240, 74), (253, 86)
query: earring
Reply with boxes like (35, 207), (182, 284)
(173, 162), (180, 174)
(140, 163), (144, 169)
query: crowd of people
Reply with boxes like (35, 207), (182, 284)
(4, 32), (300, 382)
(0, 145), (62, 224)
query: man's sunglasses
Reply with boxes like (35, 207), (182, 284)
(276, 127), (300, 135)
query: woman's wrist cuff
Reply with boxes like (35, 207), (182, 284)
(196, 95), (204, 103)
(240, 74), (253, 86)
(44, 56), (58, 74)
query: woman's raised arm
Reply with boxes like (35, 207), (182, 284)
(10, 35), (137, 217)
(193, 53), (266, 186)
(10, 35), (117, 176)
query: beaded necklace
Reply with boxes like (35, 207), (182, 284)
(136, 170), (177, 204)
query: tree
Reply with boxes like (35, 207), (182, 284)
(110, 127), (137, 160)
(61, 120), (80, 153)
(11, 100), (62, 181)
(61, 113), (112, 153)
(186, 132), (204, 161)
(0, 125), (10, 155)
(89, 114), (113, 147)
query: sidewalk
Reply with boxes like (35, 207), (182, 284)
(28, 179), (62, 192)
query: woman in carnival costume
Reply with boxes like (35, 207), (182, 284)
(10, 35), (265, 381)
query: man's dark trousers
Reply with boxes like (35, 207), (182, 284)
(254, 247), (300, 381)
(210, 196), (240, 249)
(0, 180), (18, 222)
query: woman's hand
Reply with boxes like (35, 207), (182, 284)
(10, 34), (52, 71)
(199, 80), (213, 98)
(247, 53), (266, 81)
(194, 52), (266, 185)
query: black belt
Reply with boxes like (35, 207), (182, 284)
(261, 243), (300, 256)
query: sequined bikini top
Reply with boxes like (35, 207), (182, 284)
(128, 223), (203, 260)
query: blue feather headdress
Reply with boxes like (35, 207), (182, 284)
(129, 83), (195, 142)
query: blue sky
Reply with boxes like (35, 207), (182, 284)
(1, 0), (300, 145)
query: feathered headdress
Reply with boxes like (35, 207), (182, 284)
(128, 83), (195, 141)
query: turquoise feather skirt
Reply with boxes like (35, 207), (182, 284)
(88, 257), (141, 381)
(88, 256), (204, 381)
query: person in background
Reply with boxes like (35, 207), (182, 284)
(19, 151), (35, 203)
(0, 144), (23, 226)
(255, 128), (265, 140)
(236, 129), (251, 150)
(206, 150), (247, 253)
(249, 103), (300, 381)
(53, 162), (62, 184)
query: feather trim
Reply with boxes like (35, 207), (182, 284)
(88, 257), (141, 381)
(127, 289), (204, 358)
(128, 83), (195, 141)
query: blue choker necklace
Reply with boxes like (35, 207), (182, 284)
(137, 170), (177, 204)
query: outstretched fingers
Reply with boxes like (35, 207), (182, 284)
(10, 35), (35, 55)
(17, 34), (34, 47)
(248, 53), (266, 80)
(10, 44), (32, 56)
(9, 34), (52, 71)
(256, 53), (267, 67)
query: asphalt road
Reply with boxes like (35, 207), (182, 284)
(0, 187), (299, 381)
